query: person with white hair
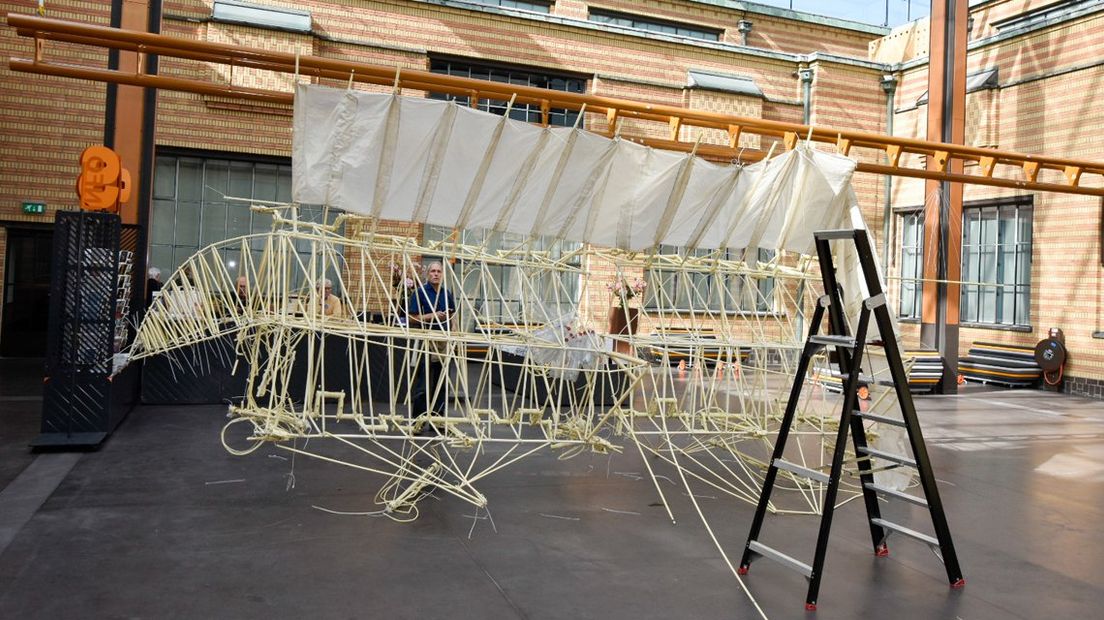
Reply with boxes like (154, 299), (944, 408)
(405, 261), (456, 431)
(145, 266), (162, 308)
(318, 278), (345, 318)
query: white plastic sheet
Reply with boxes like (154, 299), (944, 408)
(292, 84), (863, 256)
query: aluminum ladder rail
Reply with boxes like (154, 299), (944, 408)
(737, 228), (965, 611)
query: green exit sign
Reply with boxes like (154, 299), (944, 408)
(22, 202), (45, 215)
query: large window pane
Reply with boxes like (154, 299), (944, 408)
(958, 200), (1032, 326)
(425, 225), (579, 324)
(153, 158), (176, 200)
(898, 211), (923, 319)
(151, 154), (318, 278)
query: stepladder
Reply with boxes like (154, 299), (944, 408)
(737, 228), (965, 610)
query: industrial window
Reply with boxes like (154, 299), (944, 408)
(898, 211), (924, 319)
(464, 0), (551, 13)
(645, 247), (775, 313)
(150, 153), (340, 284)
(211, 0), (311, 33)
(423, 226), (582, 325)
(588, 9), (721, 41)
(428, 59), (585, 126)
(960, 199), (1032, 327)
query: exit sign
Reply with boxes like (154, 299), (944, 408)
(22, 202), (46, 215)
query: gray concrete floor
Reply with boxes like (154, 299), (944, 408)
(1, 358), (1103, 619)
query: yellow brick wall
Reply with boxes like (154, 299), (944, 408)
(0, 0), (109, 223)
(682, 89), (762, 149)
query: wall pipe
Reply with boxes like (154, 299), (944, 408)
(880, 74), (898, 270)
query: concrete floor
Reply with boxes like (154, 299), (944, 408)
(1, 357), (1103, 619)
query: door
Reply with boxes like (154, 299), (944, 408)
(1, 227), (53, 357)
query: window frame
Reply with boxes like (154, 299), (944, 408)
(462, 0), (552, 14)
(427, 57), (587, 127)
(423, 226), (583, 326)
(150, 148), (341, 286)
(959, 196), (1033, 329)
(643, 246), (776, 315)
(588, 8), (722, 42)
(897, 209), (925, 321)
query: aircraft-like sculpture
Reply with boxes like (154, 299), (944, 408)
(129, 84), (911, 524)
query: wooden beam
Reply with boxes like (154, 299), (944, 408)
(7, 13), (1104, 197)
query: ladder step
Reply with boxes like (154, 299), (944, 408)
(866, 375), (897, 388)
(809, 335), (857, 348)
(854, 411), (907, 427)
(813, 229), (858, 241)
(864, 482), (929, 507)
(773, 458), (830, 484)
(858, 446), (917, 468)
(841, 373), (896, 388)
(871, 518), (940, 547)
(748, 540), (813, 578)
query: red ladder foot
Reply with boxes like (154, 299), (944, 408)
(737, 566), (749, 575)
(805, 603), (817, 611)
(950, 578), (966, 589)
(875, 543), (889, 557)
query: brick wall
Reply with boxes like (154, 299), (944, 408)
(0, 0), (108, 222)
(883, 10), (1104, 392)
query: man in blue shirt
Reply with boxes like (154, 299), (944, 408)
(406, 261), (456, 432)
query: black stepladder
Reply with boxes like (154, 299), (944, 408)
(737, 229), (964, 611)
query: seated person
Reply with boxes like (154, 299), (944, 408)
(318, 278), (346, 318)
(146, 267), (163, 309)
(236, 276), (249, 310)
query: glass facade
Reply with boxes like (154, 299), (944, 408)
(150, 153), (339, 285)
(466, 0), (551, 13)
(424, 226), (581, 324)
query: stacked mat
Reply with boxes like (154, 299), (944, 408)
(958, 342), (1042, 387)
(903, 349), (943, 393)
(813, 348), (943, 394)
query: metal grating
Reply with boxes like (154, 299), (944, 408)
(46, 212), (121, 377)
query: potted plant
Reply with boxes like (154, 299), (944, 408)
(607, 277), (646, 351)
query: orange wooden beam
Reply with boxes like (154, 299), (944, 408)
(8, 13), (1104, 197)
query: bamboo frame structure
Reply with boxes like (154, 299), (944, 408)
(7, 13), (1104, 197)
(129, 205), (913, 524)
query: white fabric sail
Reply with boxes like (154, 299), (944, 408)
(291, 84), (861, 255)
